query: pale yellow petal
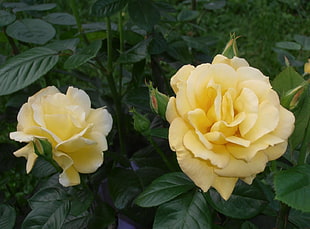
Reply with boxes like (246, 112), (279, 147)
(244, 101), (279, 141)
(175, 83), (192, 118)
(205, 131), (227, 144)
(13, 143), (38, 173)
(183, 130), (230, 168)
(66, 86), (91, 116)
(237, 67), (270, 84)
(212, 176), (238, 200)
(209, 63), (238, 91)
(177, 149), (215, 192)
(16, 103), (36, 131)
(212, 54), (229, 65)
(234, 88), (259, 113)
(28, 86), (59, 104)
(166, 97), (179, 123)
(214, 152), (268, 177)
(10, 131), (34, 142)
(227, 141), (268, 161)
(221, 90), (234, 123)
(263, 141), (288, 160)
(238, 80), (271, 100)
(241, 175), (256, 184)
(230, 56), (249, 69)
(272, 106), (295, 140)
(59, 166), (80, 187)
(188, 108), (212, 133)
(170, 65), (195, 93)
(239, 114), (258, 137)
(225, 136), (250, 147)
(87, 108), (113, 136)
(168, 117), (190, 151)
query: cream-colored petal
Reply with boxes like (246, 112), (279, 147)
(188, 108), (212, 133)
(85, 131), (108, 151)
(227, 141), (268, 162)
(170, 65), (195, 93)
(168, 117), (190, 151)
(230, 56), (249, 69)
(86, 108), (113, 136)
(31, 102), (45, 127)
(16, 103), (36, 131)
(23, 126), (61, 146)
(66, 146), (103, 173)
(238, 80), (271, 100)
(272, 106), (295, 140)
(263, 141), (288, 160)
(239, 113), (258, 137)
(209, 63), (238, 92)
(222, 90), (234, 123)
(13, 143), (38, 173)
(237, 67), (270, 84)
(234, 88), (259, 113)
(206, 81), (222, 121)
(205, 131), (227, 144)
(53, 151), (80, 186)
(212, 176), (238, 201)
(183, 130), (230, 168)
(59, 166), (80, 187)
(175, 83), (192, 118)
(177, 149), (215, 192)
(212, 54), (229, 65)
(28, 86), (59, 104)
(244, 101), (279, 141)
(10, 131), (34, 142)
(214, 152), (268, 177)
(225, 136), (250, 147)
(241, 174), (256, 184)
(66, 87), (91, 116)
(166, 97), (179, 123)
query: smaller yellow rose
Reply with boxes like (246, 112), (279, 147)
(10, 86), (113, 187)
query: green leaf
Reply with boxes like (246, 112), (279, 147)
(294, 34), (310, 51)
(205, 180), (268, 219)
(177, 9), (199, 21)
(0, 47), (59, 96)
(92, 0), (128, 17)
(272, 67), (305, 97)
(153, 191), (212, 229)
(13, 3), (56, 13)
(204, 0), (226, 10)
(135, 172), (195, 207)
(0, 204), (16, 229)
(67, 186), (94, 216)
(276, 41), (301, 50)
(128, 0), (160, 31)
(108, 168), (142, 209)
(64, 40), (102, 70)
(241, 221), (259, 229)
(289, 208), (310, 229)
(6, 19), (55, 45)
(31, 157), (57, 178)
(150, 128), (168, 139)
(43, 13), (76, 25)
(22, 201), (70, 229)
(29, 187), (68, 209)
(119, 39), (150, 64)
(274, 165), (310, 212)
(62, 212), (89, 229)
(0, 10), (16, 27)
(45, 38), (80, 52)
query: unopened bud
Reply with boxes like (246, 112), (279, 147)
(281, 81), (309, 110)
(33, 138), (53, 159)
(222, 33), (240, 58)
(147, 82), (169, 120)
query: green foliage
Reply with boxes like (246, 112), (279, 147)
(0, 0), (309, 228)
(274, 165), (310, 212)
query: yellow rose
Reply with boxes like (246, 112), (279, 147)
(166, 54), (295, 200)
(10, 86), (113, 187)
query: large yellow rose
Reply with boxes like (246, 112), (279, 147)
(166, 54), (295, 200)
(10, 86), (112, 187)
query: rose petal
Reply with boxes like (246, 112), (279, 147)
(170, 65), (194, 93)
(66, 86), (91, 116)
(212, 176), (238, 200)
(28, 86), (59, 104)
(53, 151), (80, 186)
(10, 131), (34, 142)
(272, 106), (295, 140)
(241, 174), (256, 184)
(87, 108), (113, 136)
(209, 63), (238, 91)
(175, 83), (193, 118)
(16, 103), (36, 131)
(214, 152), (268, 177)
(222, 90), (234, 123)
(225, 136), (250, 147)
(177, 149), (215, 192)
(188, 108), (212, 133)
(168, 117), (190, 151)
(13, 143), (37, 173)
(166, 97), (179, 123)
(244, 101), (279, 141)
(183, 130), (230, 168)
(263, 141), (288, 161)
(66, 145), (103, 173)
(234, 88), (259, 114)
(237, 67), (270, 84)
